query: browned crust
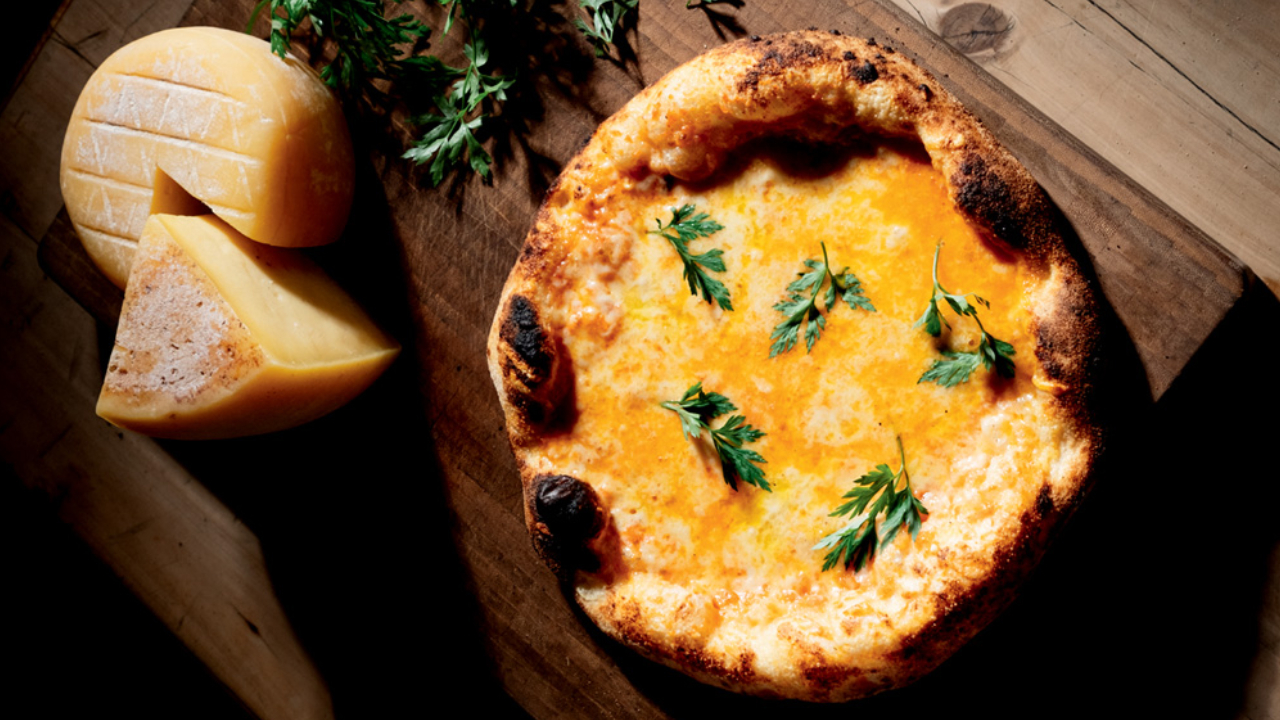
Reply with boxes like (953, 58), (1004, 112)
(489, 291), (574, 443)
(487, 30), (1105, 702)
(524, 473), (605, 579)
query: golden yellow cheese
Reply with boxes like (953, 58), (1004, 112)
(97, 214), (398, 439)
(60, 26), (354, 288)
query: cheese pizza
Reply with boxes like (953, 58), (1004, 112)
(488, 31), (1103, 700)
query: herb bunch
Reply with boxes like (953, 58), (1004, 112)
(248, 0), (515, 184)
(649, 205), (733, 311)
(770, 242), (875, 357)
(402, 31), (515, 184)
(662, 383), (770, 492)
(915, 242), (1016, 386)
(575, 0), (639, 57)
(815, 437), (927, 572)
(249, 0), (432, 91)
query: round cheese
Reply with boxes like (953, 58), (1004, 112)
(60, 26), (354, 288)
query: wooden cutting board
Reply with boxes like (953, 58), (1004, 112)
(31, 0), (1253, 718)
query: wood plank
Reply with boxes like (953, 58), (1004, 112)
(6, 0), (1275, 718)
(887, 0), (1280, 293)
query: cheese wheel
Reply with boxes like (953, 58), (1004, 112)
(97, 214), (398, 439)
(60, 26), (354, 288)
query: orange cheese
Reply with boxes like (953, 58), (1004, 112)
(97, 214), (398, 439)
(60, 26), (354, 288)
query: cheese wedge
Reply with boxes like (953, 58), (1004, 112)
(60, 26), (354, 288)
(97, 214), (398, 439)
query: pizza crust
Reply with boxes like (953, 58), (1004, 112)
(488, 31), (1103, 701)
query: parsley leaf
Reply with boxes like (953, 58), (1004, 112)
(248, 0), (516, 184)
(815, 437), (927, 572)
(248, 0), (433, 93)
(402, 31), (516, 185)
(914, 242), (1016, 386)
(661, 383), (770, 492)
(770, 242), (875, 357)
(575, 0), (638, 57)
(648, 205), (733, 311)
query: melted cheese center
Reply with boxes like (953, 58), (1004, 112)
(531, 141), (1061, 656)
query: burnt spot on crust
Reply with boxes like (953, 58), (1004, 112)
(951, 155), (1024, 247)
(919, 83), (933, 100)
(501, 295), (552, 374)
(851, 60), (879, 84)
(496, 293), (573, 432)
(529, 474), (603, 577)
(736, 38), (829, 94)
(1035, 483), (1055, 518)
(535, 474), (602, 542)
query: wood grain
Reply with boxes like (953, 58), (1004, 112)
(3, 0), (1277, 718)
(888, 0), (1280, 294)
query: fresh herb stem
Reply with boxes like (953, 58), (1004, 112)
(648, 205), (733, 311)
(815, 436), (927, 572)
(915, 242), (1016, 386)
(247, 0), (516, 184)
(661, 382), (770, 492)
(770, 242), (874, 357)
(575, 0), (638, 57)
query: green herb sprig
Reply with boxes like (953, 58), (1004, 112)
(575, 0), (638, 57)
(661, 383), (770, 492)
(915, 242), (1016, 386)
(248, 0), (516, 184)
(649, 205), (733, 311)
(815, 437), (927, 572)
(248, 0), (432, 92)
(402, 31), (515, 184)
(770, 242), (875, 357)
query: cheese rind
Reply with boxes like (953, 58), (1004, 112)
(97, 214), (398, 439)
(60, 26), (354, 288)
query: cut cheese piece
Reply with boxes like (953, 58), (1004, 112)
(97, 214), (398, 439)
(60, 26), (354, 288)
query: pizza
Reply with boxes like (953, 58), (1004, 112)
(487, 31), (1103, 701)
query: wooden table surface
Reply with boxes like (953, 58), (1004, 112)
(3, 1), (1278, 718)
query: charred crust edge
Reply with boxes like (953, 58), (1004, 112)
(494, 290), (573, 436)
(527, 474), (603, 578)
(500, 294), (553, 378)
(851, 60), (879, 84)
(737, 37), (830, 94)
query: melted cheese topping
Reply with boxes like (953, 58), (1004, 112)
(526, 141), (1069, 680)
